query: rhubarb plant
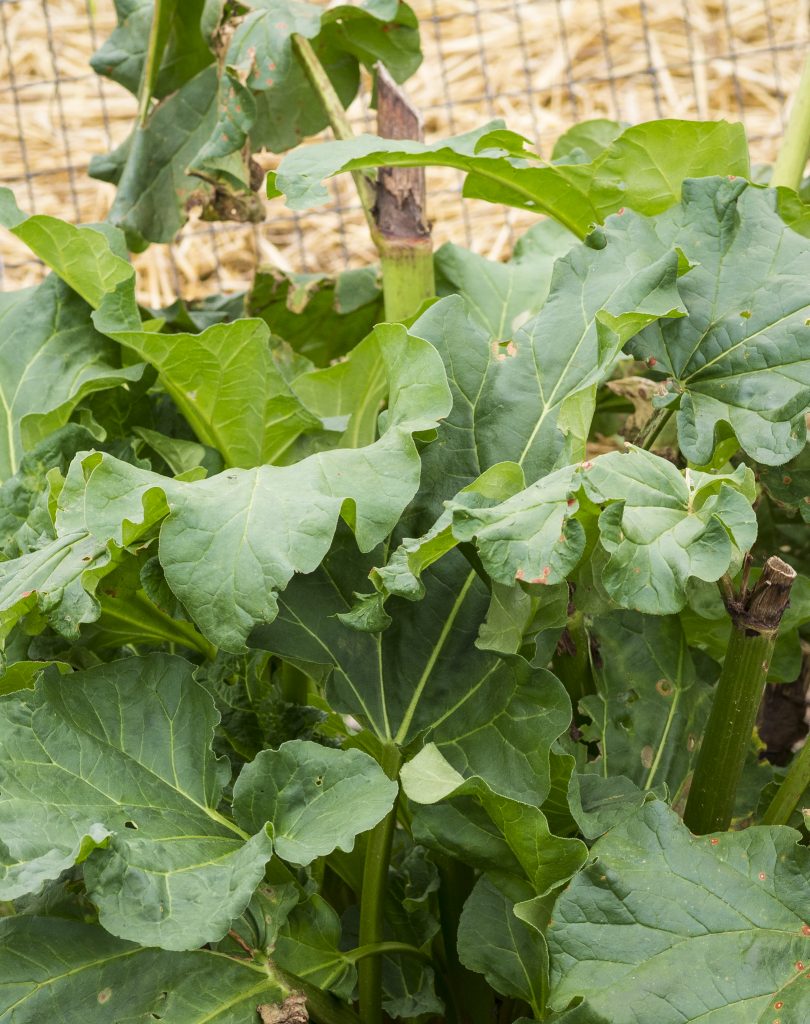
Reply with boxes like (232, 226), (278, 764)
(3, 4), (810, 1024)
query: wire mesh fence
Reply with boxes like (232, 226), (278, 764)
(0, 0), (808, 304)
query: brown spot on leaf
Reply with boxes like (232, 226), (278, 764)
(98, 989), (112, 1004)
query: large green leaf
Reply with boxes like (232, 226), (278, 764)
(254, 531), (573, 796)
(0, 654), (273, 950)
(0, 917), (292, 1022)
(404, 205), (685, 526)
(627, 177), (810, 466)
(458, 876), (547, 1016)
(7, 320), (450, 652)
(580, 612), (712, 801)
(581, 447), (757, 613)
(269, 119), (749, 237)
(94, 303), (324, 468)
(0, 278), (142, 482)
(90, 65), (262, 250)
(232, 740), (397, 864)
(548, 801), (810, 1022)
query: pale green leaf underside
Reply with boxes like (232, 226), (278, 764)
(372, 446), (756, 619)
(549, 801), (810, 1023)
(580, 446), (757, 613)
(270, 118), (749, 237)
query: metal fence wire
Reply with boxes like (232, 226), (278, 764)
(0, 0), (808, 304)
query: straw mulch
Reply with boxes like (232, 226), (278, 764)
(0, 0), (808, 305)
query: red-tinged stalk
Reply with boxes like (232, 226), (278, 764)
(684, 556), (796, 835)
(292, 39), (435, 321)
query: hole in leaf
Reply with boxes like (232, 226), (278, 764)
(315, 776), (323, 786)
(124, 820), (138, 830)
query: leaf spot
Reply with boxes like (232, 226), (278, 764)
(758, 872), (766, 880)
(687, 734), (697, 752)
(581, 460), (593, 471)
(646, 356), (657, 367)
(775, 1002), (784, 1010)
(710, 837), (720, 846)
(801, 924), (810, 935)
(656, 678), (673, 697)
(640, 744), (654, 768)
(740, 310), (752, 319)
(515, 568), (525, 581)
(797, 961), (806, 971)
(98, 989), (112, 1004)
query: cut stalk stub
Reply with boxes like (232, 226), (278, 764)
(683, 556), (797, 836)
(737, 556), (797, 634)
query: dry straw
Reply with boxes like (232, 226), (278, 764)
(0, 0), (808, 305)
